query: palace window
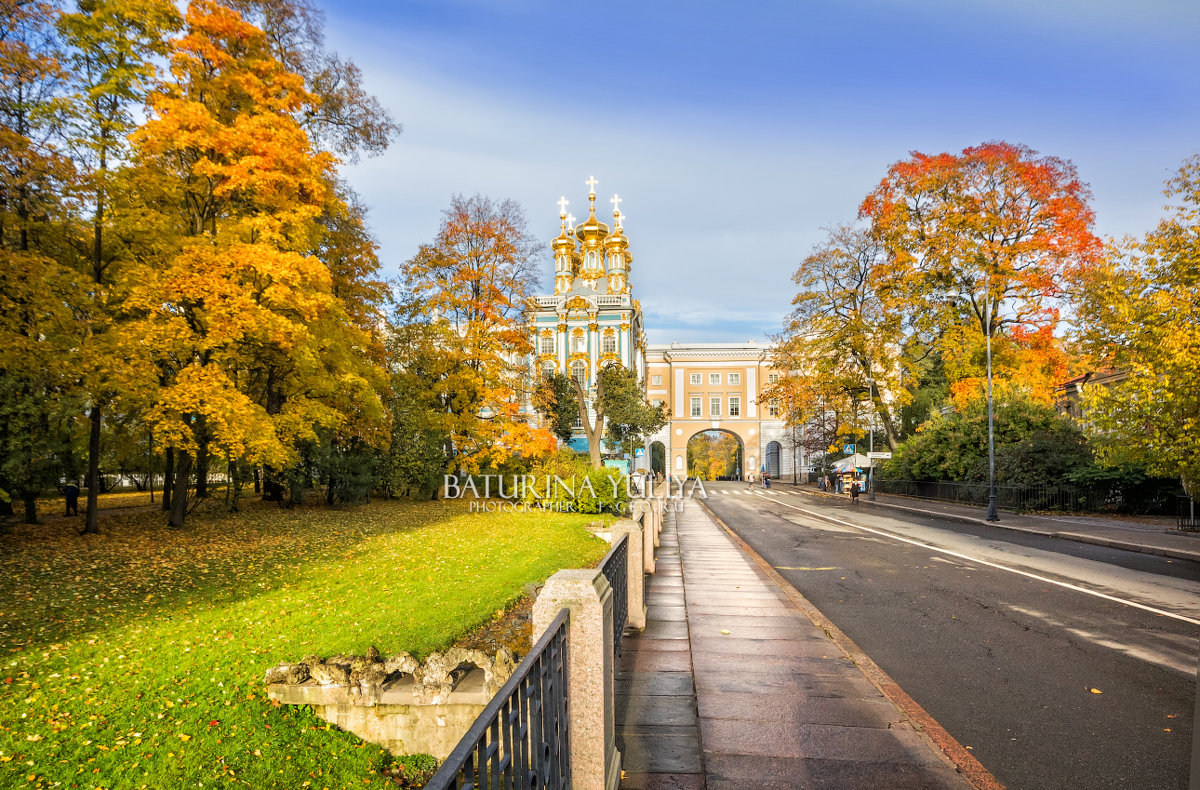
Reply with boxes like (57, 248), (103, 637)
(572, 362), (587, 389)
(729, 396), (741, 417)
(709, 373), (721, 385)
(709, 397), (721, 418)
(651, 375), (662, 386)
(768, 373), (779, 384)
(602, 333), (616, 354)
(572, 333), (586, 353)
(729, 372), (741, 385)
(540, 334), (555, 355)
(689, 373), (701, 386)
(769, 404), (779, 417)
(542, 362), (556, 380)
(690, 397), (702, 418)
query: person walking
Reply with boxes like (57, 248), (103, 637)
(850, 480), (861, 503)
(63, 481), (80, 516)
(747, 470), (755, 490)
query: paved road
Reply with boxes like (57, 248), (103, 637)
(699, 483), (1200, 790)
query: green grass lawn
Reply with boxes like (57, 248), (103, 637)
(0, 498), (608, 789)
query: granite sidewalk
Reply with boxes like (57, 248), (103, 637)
(615, 500), (982, 790)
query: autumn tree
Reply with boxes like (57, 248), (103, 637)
(400, 194), (554, 473)
(58, 0), (180, 533)
(122, 0), (386, 527)
(1077, 154), (1200, 498)
(775, 224), (907, 450)
(861, 141), (1100, 403)
(0, 0), (80, 523)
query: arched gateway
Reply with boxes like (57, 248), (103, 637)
(643, 342), (805, 479)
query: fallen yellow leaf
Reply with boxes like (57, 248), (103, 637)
(1089, 688), (1102, 694)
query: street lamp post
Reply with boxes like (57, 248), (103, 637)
(867, 378), (876, 501)
(985, 287), (1000, 522)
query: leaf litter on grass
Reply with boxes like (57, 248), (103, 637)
(0, 497), (607, 789)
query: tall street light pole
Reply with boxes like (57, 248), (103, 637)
(985, 285), (1000, 522)
(868, 377), (877, 501)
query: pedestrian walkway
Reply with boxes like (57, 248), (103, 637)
(615, 500), (978, 790)
(770, 483), (1200, 563)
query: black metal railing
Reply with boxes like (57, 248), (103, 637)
(873, 478), (1181, 515)
(1178, 496), (1198, 532)
(600, 534), (628, 654)
(424, 608), (571, 790)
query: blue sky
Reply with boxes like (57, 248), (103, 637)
(323, 1), (1200, 343)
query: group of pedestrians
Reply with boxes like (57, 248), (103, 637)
(816, 473), (862, 502)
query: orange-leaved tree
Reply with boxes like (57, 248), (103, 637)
(121, 0), (385, 527)
(400, 194), (554, 474)
(861, 141), (1101, 405)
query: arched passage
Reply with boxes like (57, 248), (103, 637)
(765, 441), (781, 478)
(686, 429), (745, 481)
(650, 441), (666, 476)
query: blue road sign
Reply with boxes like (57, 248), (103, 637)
(842, 444), (855, 454)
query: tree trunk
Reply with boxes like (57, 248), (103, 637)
(22, 494), (37, 525)
(82, 405), (102, 534)
(569, 375), (606, 469)
(253, 466), (260, 494)
(162, 447), (174, 511)
(168, 450), (192, 528)
(194, 431), (209, 499)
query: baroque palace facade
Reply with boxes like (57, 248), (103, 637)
(524, 178), (807, 478)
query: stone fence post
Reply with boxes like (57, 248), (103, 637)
(533, 570), (621, 790)
(610, 519), (646, 630)
(630, 501), (655, 575)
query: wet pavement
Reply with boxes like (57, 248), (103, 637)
(615, 500), (977, 790)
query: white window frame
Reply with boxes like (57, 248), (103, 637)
(689, 373), (701, 386)
(768, 373), (779, 384)
(571, 362), (587, 388)
(768, 404), (779, 417)
(709, 396), (721, 418)
(690, 396), (702, 418)
(729, 372), (741, 385)
(709, 373), (721, 385)
(602, 333), (616, 354)
(729, 396), (741, 417)
(540, 335), (555, 355)
(651, 375), (662, 386)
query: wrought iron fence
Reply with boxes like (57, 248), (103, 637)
(600, 534), (628, 654)
(1178, 496), (1198, 532)
(873, 478), (1180, 515)
(424, 608), (571, 790)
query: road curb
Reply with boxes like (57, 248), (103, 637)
(698, 498), (1006, 790)
(791, 487), (1200, 564)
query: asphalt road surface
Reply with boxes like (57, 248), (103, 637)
(699, 483), (1200, 790)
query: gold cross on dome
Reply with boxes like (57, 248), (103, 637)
(557, 196), (569, 216)
(586, 175), (598, 195)
(610, 194), (622, 213)
(566, 213), (576, 230)
(615, 210), (625, 228)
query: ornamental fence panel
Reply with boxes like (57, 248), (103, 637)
(424, 609), (571, 790)
(600, 534), (629, 654)
(873, 478), (1181, 515)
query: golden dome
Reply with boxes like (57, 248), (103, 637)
(574, 206), (609, 243)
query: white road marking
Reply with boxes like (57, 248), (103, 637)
(747, 492), (1200, 627)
